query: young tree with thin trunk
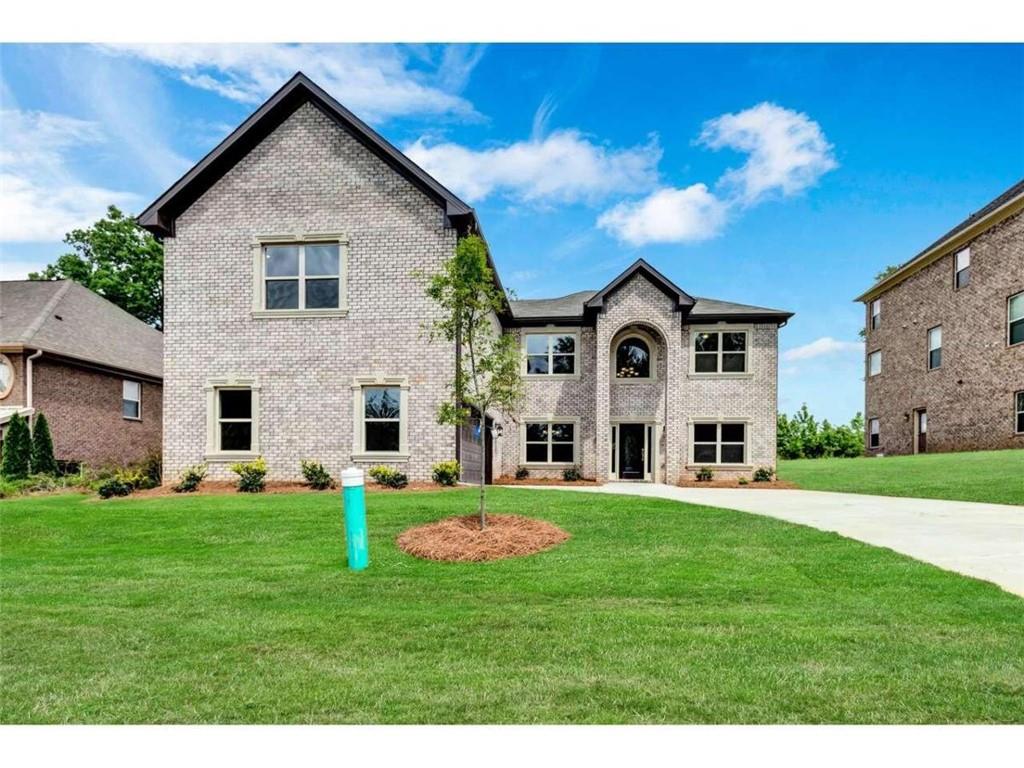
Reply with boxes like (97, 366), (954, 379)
(424, 235), (524, 529)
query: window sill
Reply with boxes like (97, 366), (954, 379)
(352, 452), (410, 463)
(205, 451), (260, 462)
(614, 378), (657, 385)
(524, 374), (580, 381)
(687, 372), (753, 380)
(122, 416), (142, 422)
(685, 463), (753, 470)
(521, 461), (576, 468)
(251, 309), (348, 319)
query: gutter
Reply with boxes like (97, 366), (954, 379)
(26, 349), (42, 409)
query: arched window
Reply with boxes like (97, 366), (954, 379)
(615, 337), (651, 379)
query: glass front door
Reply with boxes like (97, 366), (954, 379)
(617, 423), (646, 479)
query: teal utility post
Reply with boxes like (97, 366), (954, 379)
(341, 467), (369, 570)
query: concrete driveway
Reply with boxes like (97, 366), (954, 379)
(515, 482), (1024, 597)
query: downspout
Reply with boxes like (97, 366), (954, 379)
(26, 349), (43, 410)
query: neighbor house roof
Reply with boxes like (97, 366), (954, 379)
(0, 280), (163, 379)
(508, 259), (793, 326)
(138, 71), (476, 238)
(855, 177), (1024, 302)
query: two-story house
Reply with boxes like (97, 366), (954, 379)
(855, 178), (1024, 455)
(140, 72), (791, 485)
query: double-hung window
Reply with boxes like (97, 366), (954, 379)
(524, 421), (575, 464)
(1010, 292), (1024, 346)
(954, 248), (970, 289)
(693, 329), (748, 374)
(1016, 392), (1024, 434)
(868, 418), (880, 449)
(122, 380), (141, 420)
(870, 299), (881, 330)
(262, 241), (343, 312)
(524, 333), (576, 375)
(927, 326), (942, 370)
(216, 388), (253, 452)
(868, 350), (882, 377)
(363, 387), (402, 453)
(692, 422), (746, 465)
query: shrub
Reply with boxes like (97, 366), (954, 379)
(97, 477), (132, 499)
(753, 466), (774, 483)
(431, 460), (460, 486)
(1, 413), (31, 480)
(738, 477), (749, 485)
(514, 466), (529, 480)
(562, 465), (582, 482)
(173, 464), (206, 493)
(368, 465), (408, 489)
(140, 451), (162, 487)
(696, 467), (714, 482)
(300, 460), (334, 490)
(231, 457), (267, 493)
(30, 412), (58, 476)
(115, 466), (157, 491)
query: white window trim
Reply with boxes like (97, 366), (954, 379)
(870, 299), (881, 330)
(1009, 291), (1024, 347)
(686, 417), (752, 468)
(868, 417), (880, 449)
(867, 349), (882, 377)
(688, 324), (753, 379)
(1016, 392), (1024, 435)
(520, 416), (579, 467)
(521, 328), (581, 379)
(251, 233), (349, 319)
(351, 375), (410, 462)
(122, 379), (142, 421)
(954, 247), (971, 289)
(205, 377), (261, 461)
(0, 353), (14, 400)
(612, 328), (658, 384)
(927, 325), (942, 371)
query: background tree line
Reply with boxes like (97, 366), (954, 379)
(777, 405), (865, 459)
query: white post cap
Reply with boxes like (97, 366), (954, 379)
(341, 467), (365, 487)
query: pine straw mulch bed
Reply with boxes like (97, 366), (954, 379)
(396, 514), (570, 562)
(493, 477), (602, 487)
(676, 478), (799, 489)
(135, 480), (458, 497)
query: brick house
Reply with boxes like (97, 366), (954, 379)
(855, 178), (1024, 455)
(0, 280), (163, 468)
(140, 72), (791, 485)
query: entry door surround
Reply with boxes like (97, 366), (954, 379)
(610, 419), (658, 481)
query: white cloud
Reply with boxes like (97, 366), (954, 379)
(782, 337), (864, 362)
(596, 184), (728, 246)
(99, 43), (483, 123)
(405, 131), (661, 205)
(0, 109), (139, 242)
(698, 102), (837, 205)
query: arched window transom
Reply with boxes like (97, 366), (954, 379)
(616, 337), (651, 379)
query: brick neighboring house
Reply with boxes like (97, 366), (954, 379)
(140, 72), (791, 485)
(0, 280), (163, 469)
(855, 179), (1024, 456)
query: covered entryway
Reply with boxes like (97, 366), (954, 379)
(611, 422), (655, 481)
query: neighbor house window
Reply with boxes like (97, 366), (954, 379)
(616, 337), (651, 379)
(868, 350), (882, 377)
(216, 388), (253, 452)
(692, 422), (746, 465)
(927, 325), (942, 370)
(954, 248), (970, 289)
(869, 418), (880, 448)
(693, 329), (748, 374)
(1010, 292), (1024, 346)
(1017, 392), (1024, 434)
(363, 387), (402, 452)
(525, 333), (576, 375)
(262, 242), (342, 311)
(122, 380), (141, 420)
(870, 299), (881, 330)
(523, 421), (575, 464)
(0, 354), (14, 399)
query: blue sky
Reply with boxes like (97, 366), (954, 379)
(2, 43), (1022, 421)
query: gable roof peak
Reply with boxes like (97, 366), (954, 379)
(584, 258), (695, 312)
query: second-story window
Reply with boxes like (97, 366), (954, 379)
(868, 350), (882, 377)
(525, 333), (576, 375)
(927, 325), (942, 370)
(1010, 292), (1024, 346)
(870, 299), (881, 330)
(264, 243), (341, 311)
(954, 248), (970, 289)
(693, 330), (748, 374)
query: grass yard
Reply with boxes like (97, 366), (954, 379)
(2, 488), (1022, 724)
(779, 449), (1024, 506)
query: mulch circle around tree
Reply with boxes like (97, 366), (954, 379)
(396, 514), (570, 563)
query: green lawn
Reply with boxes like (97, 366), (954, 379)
(779, 449), (1024, 505)
(2, 488), (1022, 724)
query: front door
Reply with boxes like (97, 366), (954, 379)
(916, 410), (927, 454)
(618, 423), (645, 479)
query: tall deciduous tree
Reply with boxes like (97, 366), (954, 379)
(30, 206), (164, 329)
(30, 412), (58, 476)
(1, 413), (32, 480)
(424, 235), (525, 529)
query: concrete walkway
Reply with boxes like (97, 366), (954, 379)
(515, 482), (1024, 597)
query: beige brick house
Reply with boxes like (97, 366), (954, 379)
(855, 178), (1024, 455)
(141, 73), (792, 485)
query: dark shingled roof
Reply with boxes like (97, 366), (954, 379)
(510, 291), (791, 324)
(0, 280), (162, 379)
(509, 291), (597, 320)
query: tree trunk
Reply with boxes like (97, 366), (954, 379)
(478, 417), (487, 529)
